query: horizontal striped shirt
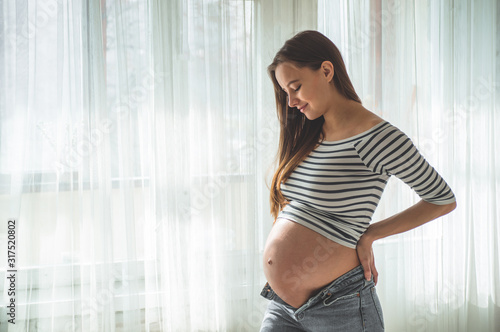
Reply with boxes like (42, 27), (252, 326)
(277, 120), (456, 249)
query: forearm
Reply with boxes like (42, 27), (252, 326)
(361, 199), (457, 244)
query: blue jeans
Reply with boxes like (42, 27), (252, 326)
(260, 265), (384, 331)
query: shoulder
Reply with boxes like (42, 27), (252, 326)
(354, 119), (405, 147)
(353, 120), (416, 164)
(352, 108), (385, 134)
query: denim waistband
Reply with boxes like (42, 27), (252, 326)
(317, 265), (366, 296)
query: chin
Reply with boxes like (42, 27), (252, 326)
(304, 113), (321, 121)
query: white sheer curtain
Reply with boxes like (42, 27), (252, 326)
(319, 0), (499, 331)
(1, 0), (153, 330)
(0, 0), (318, 331)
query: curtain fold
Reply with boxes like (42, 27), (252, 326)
(319, 0), (499, 331)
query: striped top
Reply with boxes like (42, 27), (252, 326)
(277, 120), (456, 249)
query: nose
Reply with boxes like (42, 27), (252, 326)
(287, 94), (299, 108)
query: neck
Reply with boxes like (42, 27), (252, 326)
(322, 97), (362, 134)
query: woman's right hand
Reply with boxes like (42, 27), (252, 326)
(356, 230), (378, 285)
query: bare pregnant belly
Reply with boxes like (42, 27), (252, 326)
(263, 218), (361, 308)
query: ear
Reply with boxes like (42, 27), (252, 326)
(321, 61), (334, 83)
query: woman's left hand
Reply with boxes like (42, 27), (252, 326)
(356, 233), (378, 285)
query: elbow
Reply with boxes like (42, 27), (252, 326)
(451, 200), (457, 210)
(424, 199), (457, 216)
(443, 200), (457, 215)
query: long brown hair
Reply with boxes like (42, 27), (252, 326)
(268, 30), (362, 222)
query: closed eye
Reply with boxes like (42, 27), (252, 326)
(281, 85), (301, 95)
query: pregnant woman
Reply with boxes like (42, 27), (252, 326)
(260, 30), (457, 331)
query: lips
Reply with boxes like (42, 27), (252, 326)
(299, 104), (308, 112)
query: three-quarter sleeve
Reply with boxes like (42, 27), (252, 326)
(353, 123), (456, 205)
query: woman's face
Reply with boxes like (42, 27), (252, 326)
(274, 61), (334, 120)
